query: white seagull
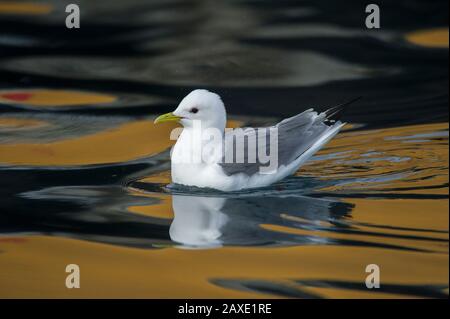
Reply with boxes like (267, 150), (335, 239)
(154, 89), (358, 191)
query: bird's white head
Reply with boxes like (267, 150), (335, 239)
(154, 89), (227, 131)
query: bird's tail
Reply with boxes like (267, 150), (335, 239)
(324, 96), (362, 123)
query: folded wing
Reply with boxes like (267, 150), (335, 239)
(218, 97), (361, 176)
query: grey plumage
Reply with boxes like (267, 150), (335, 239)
(219, 98), (360, 176)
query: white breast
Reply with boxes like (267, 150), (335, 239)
(170, 129), (236, 190)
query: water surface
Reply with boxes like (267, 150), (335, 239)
(0, 0), (448, 298)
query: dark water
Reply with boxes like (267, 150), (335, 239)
(0, 0), (448, 298)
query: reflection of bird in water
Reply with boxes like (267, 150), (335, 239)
(169, 193), (352, 248)
(10, 181), (426, 252)
(7, 182), (351, 250)
(155, 89), (359, 191)
(170, 196), (228, 248)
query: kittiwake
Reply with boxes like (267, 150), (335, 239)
(154, 89), (359, 191)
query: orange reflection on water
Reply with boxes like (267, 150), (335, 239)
(0, 119), (177, 165)
(406, 28), (449, 48)
(0, 1), (52, 15)
(0, 89), (116, 108)
(0, 235), (447, 298)
(300, 122), (449, 196)
(0, 117), (49, 130)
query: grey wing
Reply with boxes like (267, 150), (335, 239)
(219, 108), (340, 176)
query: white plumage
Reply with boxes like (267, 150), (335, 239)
(155, 89), (351, 191)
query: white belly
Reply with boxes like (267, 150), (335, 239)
(171, 162), (237, 190)
(170, 130), (241, 190)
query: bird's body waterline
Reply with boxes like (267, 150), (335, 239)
(155, 89), (352, 191)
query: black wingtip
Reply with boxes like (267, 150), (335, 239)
(325, 96), (362, 122)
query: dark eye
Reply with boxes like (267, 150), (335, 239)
(190, 107), (199, 114)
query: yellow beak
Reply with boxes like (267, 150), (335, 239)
(154, 112), (181, 124)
